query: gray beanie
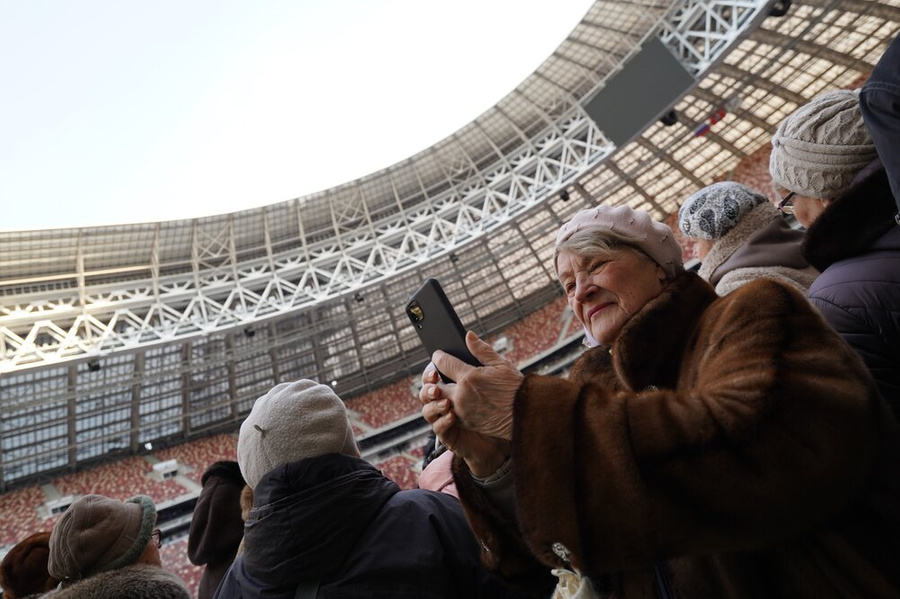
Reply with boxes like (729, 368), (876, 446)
(238, 379), (359, 489)
(769, 89), (877, 199)
(678, 182), (767, 240)
(48, 494), (156, 582)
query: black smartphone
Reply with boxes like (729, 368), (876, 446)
(406, 278), (480, 383)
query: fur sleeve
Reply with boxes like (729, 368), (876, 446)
(451, 456), (556, 597)
(511, 279), (884, 577)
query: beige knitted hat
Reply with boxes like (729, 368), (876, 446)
(769, 89), (877, 199)
(237, 380), (359, 489)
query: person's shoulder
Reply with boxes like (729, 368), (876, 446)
(392, 487), (460, 510)
(50, 565), (190, 599)
(717, 276), (806, 305)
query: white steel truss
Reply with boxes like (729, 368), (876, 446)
(0, 0), (775, 374)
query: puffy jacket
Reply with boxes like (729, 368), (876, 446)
(213, 454), (521, 599)
(860, 34), (900, 213)
(803, 166), (900, 406)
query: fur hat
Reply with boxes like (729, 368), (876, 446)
(678, 182), (767, 240)
(769, 89), (877, 199)
(0, 531), (59, 598)
(554, 204), (684, 279)
(48, 494), (157, 582)
(237, 380), (359, 489)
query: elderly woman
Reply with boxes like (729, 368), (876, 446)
(677, 181), (818, 296)
(421, 205), (900, 598)
(770, 88), (900, 405)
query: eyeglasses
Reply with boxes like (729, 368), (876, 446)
(778, 190), (797, 215)
(151, 528), (162, 549)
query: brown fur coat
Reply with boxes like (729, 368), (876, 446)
(454, 272), (900, 598)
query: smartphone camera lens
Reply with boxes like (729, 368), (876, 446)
(407, 302), (424, 325)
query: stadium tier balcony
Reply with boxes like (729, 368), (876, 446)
(346, 378), (420, 431)
(372, 454), (421, 491)
(155, 434), (239, 485)
(52, 456), (187, 504)
(0, 486), (50, 548)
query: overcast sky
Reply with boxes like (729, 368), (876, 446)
(0, 1), (593, 231)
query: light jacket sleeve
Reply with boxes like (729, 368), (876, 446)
(509, 280), (882, 576)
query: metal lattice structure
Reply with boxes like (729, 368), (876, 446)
(1, 0), (899, 490)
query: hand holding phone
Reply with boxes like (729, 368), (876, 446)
(406, 278), (480, 383)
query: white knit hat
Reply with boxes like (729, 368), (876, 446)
(769, 89), (877, 199)
(554, 204), (684, 279)
(678, 182), (767, 240)
(237, 380), (359, 489)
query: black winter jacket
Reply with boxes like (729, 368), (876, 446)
(803, 166), (900, 406)
(212, 454), (517, 599)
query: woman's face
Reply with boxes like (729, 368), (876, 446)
(557, 246), (666, 347)
(791, 194), (829, 228)
(774, 184), (830, 228)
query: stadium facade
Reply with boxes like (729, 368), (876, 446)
(1, 0), (898, 491)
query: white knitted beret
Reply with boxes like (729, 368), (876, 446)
(678, 182), (767, 240)
(769, 89), (877, 199)
(237, 380), (359, 489)
(554, 204), (684, 279)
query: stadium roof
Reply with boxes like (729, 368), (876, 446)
(1, 0), (898, 489)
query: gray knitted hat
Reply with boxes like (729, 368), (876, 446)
(238, 379), (359, 489)
(48, 494), (157, 582)
(678, 182), (767, 240)
(769, 89), (877, 199)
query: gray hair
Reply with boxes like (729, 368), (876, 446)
(557, 227), (661, 273)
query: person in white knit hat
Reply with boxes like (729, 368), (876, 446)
(214, 379), (523, 599)
(770, 88), (900, 404)
(420, 203), (900, 597)
(678, 181), (819, 296)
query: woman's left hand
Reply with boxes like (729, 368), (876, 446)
(430, 331), (524, 441)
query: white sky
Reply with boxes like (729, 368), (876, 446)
(0, 1), (593, 232)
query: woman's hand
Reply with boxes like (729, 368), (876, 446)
(432, 331), (524, 441)
(419, 332), (522, 477)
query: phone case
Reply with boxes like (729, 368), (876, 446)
(406, 278), (480, 383)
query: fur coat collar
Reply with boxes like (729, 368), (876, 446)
(43, 565), (190, 599)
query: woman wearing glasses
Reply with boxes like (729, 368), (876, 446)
(770, 88), (900, 406)
(45, 494), (190, 598)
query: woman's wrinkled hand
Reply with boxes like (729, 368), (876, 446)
(429, 331), (523, 441)
(419, 364), (505, 476)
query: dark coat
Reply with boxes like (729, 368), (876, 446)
(42, 564), (190, 599)
(188, 461), (246, 599)
(454, 272), (900, 598)
(803, 166), (900, 405)
(213, 454), (518, 599)
(861, 33), (900, 212)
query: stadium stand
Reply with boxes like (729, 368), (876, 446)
(3, 3), (899, 597)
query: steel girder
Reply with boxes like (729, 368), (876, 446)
(0, 0), (774, 375)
